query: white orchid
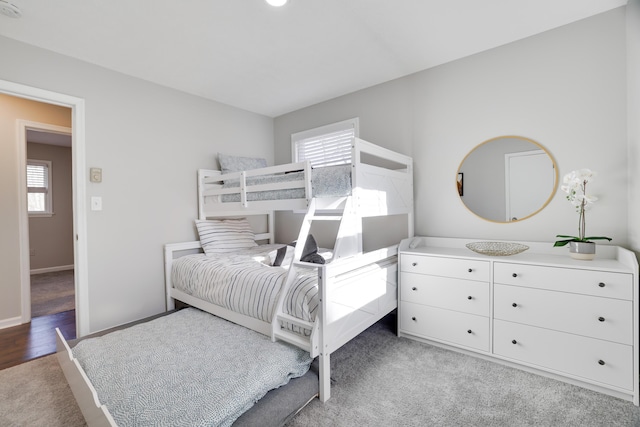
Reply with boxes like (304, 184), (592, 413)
(554, 168), (611, 247)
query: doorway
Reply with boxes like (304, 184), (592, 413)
(24, 126), (75, 319)
(0, 79), (88, 337)
(505, 149), (555, 222)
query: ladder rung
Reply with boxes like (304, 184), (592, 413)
(273, 329), (311, 351)
(277, 313), (314, 330)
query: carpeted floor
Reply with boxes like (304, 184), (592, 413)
(286, 317), (640, 426)
(31, 270), (75, 317)
(0, 355), (86, 427)
(2, 315), (640, 427)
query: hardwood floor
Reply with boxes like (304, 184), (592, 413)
(0, 310), (76, 371)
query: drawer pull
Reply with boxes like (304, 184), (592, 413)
(512, 303), (518, 308)
(411, 287), (417, 291)
(411, 317), (417, 322)
(467, 268), (473, 273)
(467, 329), (472, 334)
(467, 296), (473, 300)
(511, 340), (517, 345)
(512, 273), (518, 278)
(412, 262), (417, 267)
(598, 282), (605, 288)
(598, 316), (605, 322)
(598, 360), (605, 366)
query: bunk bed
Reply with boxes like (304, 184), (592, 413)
(56, 137), (414, 426)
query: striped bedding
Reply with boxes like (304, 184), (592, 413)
(171, 245), (325, 335)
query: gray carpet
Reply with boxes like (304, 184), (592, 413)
(2, 315), (640, 426)
(0, 355), (86, 427)
(286, 315), (640, 427)
(31, 270), (75, 317)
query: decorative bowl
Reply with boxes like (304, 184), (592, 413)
(465, 242), (529, 256)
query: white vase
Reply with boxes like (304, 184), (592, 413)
(569, 241), (596, 260)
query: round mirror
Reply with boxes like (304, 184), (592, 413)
(457, 136), (558, 223)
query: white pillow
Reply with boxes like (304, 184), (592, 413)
(195, 218), (257, 255)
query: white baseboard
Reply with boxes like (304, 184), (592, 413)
(30, 265), (74, 275)
(0, 316), (23, 330)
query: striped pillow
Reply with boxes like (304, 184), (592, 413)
(195, 218), (257, 255)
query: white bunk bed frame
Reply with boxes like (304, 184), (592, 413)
(168, 138), (414, 403)
(55, 138), (413, 426)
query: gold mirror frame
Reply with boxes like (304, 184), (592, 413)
(457, 135), (558, 223)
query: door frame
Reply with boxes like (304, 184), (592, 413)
(1, 79), (89, 337)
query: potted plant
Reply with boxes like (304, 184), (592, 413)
(554, 169), (611, 260)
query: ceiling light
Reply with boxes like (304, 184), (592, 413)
(266, 0), (288, 7)
(0, 1), (21, 18)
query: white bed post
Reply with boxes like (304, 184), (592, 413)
(317, 265), (331, 402)
(164, 245), (175, 311)
(267, 210), (275, 244)
(197, 169), (206, 220)
(319, 354), (330, 402)
(407, 160), (415, 237)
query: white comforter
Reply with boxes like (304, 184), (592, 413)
(171, 245), (324, 334)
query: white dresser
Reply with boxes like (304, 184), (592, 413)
(398, 237), (639, 405)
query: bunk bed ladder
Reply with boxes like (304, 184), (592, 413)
(271, 197), (347, 355)
(272, 198), (320, 355)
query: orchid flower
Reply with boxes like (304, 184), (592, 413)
(554, 169), (611, 247)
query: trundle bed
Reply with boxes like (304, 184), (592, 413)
(56, 137), (414, 426)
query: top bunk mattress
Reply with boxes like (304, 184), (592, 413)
(220, 164), (351, 202)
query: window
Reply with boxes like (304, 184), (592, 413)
(292, 118), (359, 167)
(27, 159), (52, 215)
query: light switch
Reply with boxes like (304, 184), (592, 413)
(91, 196), (102, 211)
(90, 167), (102, 183)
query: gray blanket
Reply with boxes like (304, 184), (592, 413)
(72, 308), (313, 427)
(222, 164), (351, 202)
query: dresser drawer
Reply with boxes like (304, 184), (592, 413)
(494, 320), (633, 390)
(494, 284), (632, 344)
(401, 254), (490, 282)
(400, 301), (490, 352)
(401, 272), (489, 316)
(494, 263), (633, 300)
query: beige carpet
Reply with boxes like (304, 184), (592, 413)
(0, 355), (85, 427)
(31, 270), (75, 317)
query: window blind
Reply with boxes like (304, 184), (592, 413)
(27, 163), (49, 193)
(292, 118), (358, 168)
(27, 160), (51, 214)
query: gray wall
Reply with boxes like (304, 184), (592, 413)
(0, 36), (273, 332)
(27, 142), (74, 271)
(628, 0), (640, 256)
(1, 5), (635, 333)
(275, 8), (630, 248)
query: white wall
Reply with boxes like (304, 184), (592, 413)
(628, 0), (640, 255)
(1, 6), (633, 333)
(0, 36), (273, 333)
(275, 8), (629, 248)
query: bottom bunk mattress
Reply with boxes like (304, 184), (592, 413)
(171, 245), (327, 334)
(71, 308), (313, 427)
